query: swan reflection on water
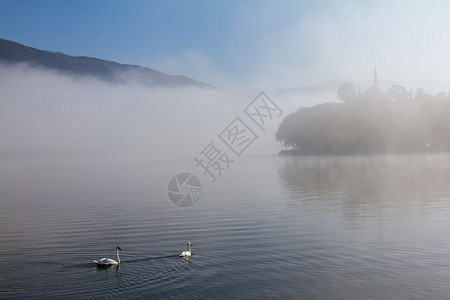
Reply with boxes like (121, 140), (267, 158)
(94, 263), (121, 274)
(181, 257), (193, 264)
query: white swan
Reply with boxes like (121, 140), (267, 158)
(94, 246), (122, 266)
(180, 242), (193, 257)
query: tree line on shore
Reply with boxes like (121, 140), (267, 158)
(276, 82), (450, 155)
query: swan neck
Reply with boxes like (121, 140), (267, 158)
(116, 249), (120, 264)
(187, 243), (191, 252)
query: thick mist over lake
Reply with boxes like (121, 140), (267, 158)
(0, 63), (297, 159)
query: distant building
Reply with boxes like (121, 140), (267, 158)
(361, 68), (386, 101)
(374, 67), (378, 86)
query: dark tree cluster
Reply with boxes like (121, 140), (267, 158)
(277, 83), (450, 155)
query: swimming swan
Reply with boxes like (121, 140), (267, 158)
(180, 242), (193, 257)
(94, 246), (122, 266)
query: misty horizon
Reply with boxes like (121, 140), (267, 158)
(2, 58), (450, 160)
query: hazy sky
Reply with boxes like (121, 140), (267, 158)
(1, 0), (450, 90)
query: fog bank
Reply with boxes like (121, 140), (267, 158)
(0, 63), (288, 160)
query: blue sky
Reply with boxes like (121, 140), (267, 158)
(1, 0), (450, 90)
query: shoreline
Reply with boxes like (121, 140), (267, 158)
(278, 149), (443, 157)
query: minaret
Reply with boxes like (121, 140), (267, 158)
(374, 67), (378, 86)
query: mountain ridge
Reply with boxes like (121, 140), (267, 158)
(0, 37), (216, 89)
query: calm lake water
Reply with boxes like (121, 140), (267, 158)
(2, 154), (450, 299)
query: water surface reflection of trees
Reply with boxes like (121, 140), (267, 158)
(277, 154), (450, 222)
